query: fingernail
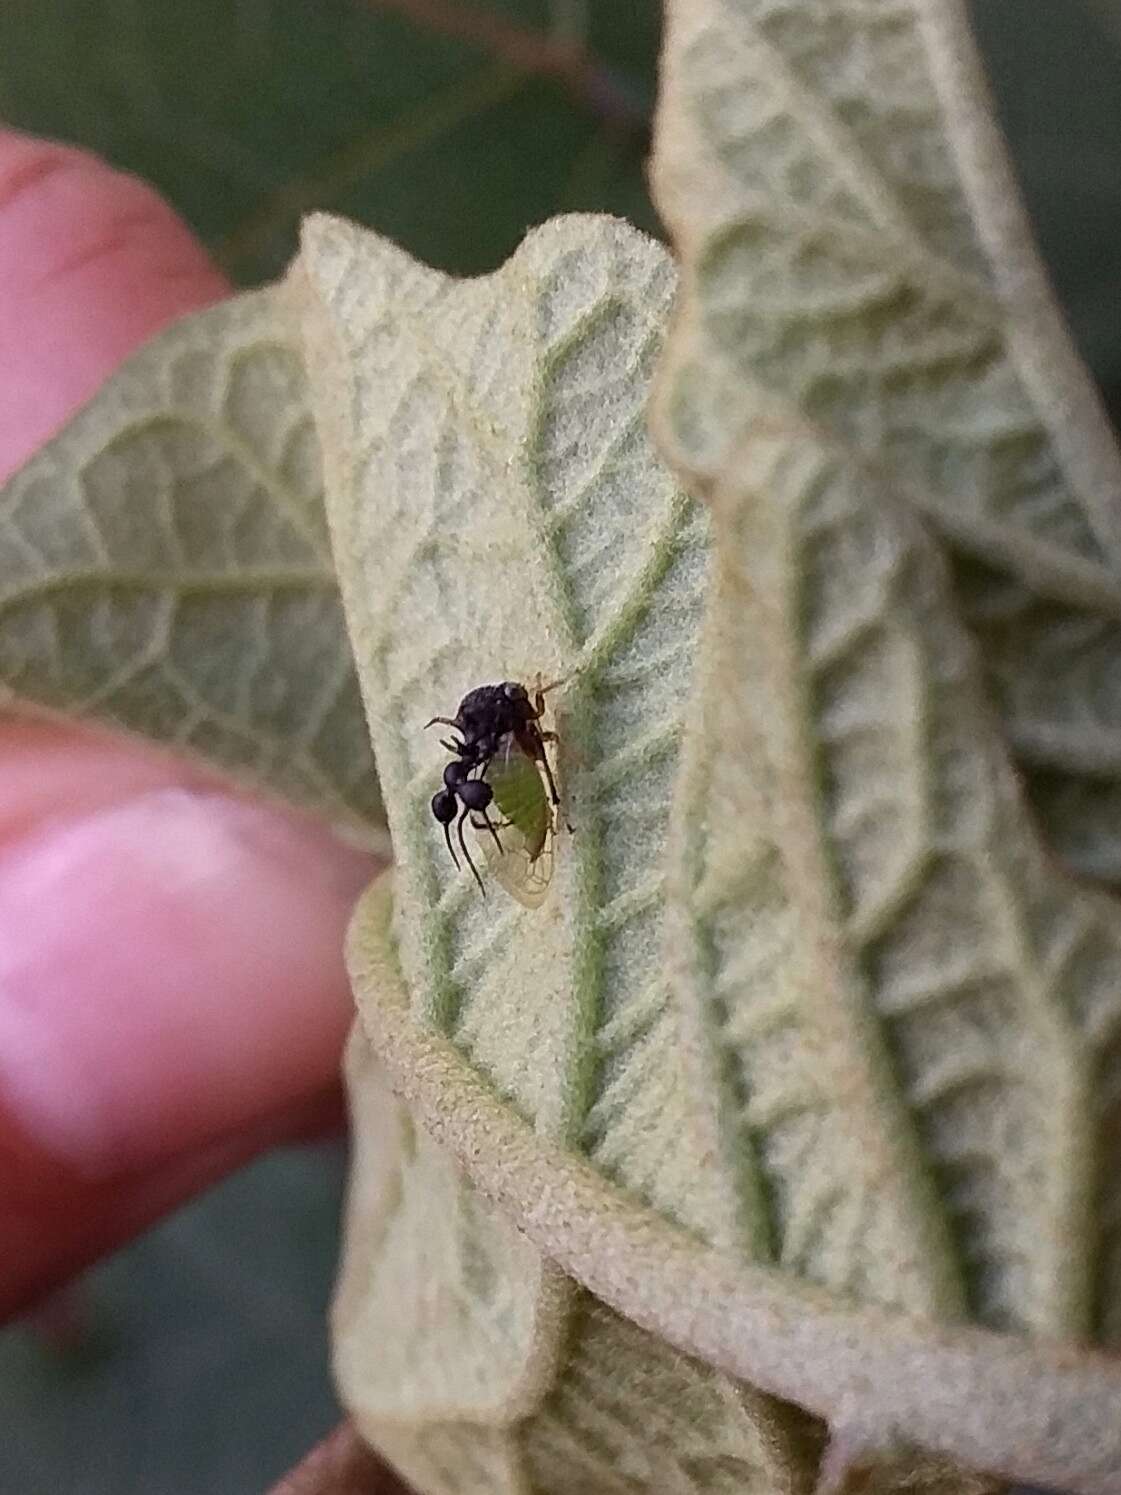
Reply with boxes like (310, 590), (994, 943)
(0, 789), (373, 1176)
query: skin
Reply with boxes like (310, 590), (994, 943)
(0, 128), (382, 1325)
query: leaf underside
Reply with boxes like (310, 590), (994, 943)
(0, 286), (383, 837)
(326, 0), (1121, 1490)
(300, 212), (838, 1487)
(650, 0), (1121, 889)
(673, 413), (1121, 1343)
(642, 0), (1121, 1478)
(348, 873), (1121, 1495)
(5, 0), (1121, 1490)
(342, 879), (821, 1495)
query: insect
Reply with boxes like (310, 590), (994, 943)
(426, 678), (562, 906)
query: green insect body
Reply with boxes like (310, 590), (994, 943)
(478, 735), (555, 907)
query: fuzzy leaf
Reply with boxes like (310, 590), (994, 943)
(650, 0), (1121, 886)
(298, 212), (824, 1487)
(0, 287), (382, 836)
(334, 1018), (571, 1430)
(951, 555), (1121, 882)
(298, 210), (709, 1198)
(341, 879), (820, 1495)
(669, 408), (1121, 1346)
(348, 873), (1121, 1495)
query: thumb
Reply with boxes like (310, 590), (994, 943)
(0, 131), (376, 1319)
(0, 129), (232, 477)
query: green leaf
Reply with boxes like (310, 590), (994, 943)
(648, 0), (1121, 1346)
(0, 286), (383, 837)
(348, 872), (1121, 1495)
(298, 211), (822, 1487)
(951, 555), (1121, 881)
(649, 0), (1121, 887)
(670, 410), (1121, 1345)
(310, 2), (1121, 1489)
(0, 0), (657, 284)
(341, 878), (819, 1495)
(334, 1013), (572, 1430)
(298, 209), (708, 1190)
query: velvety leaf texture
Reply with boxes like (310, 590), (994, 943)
(670, 408), (1121, 1343)
(298, 0), (1121, 1466)
(300, 212), (831, 1489)
(348, 873), (1121, 1495)
(299, 211), (711, 1220)
(342, 880), (820, 1495)
(299, 182), (1121, 1487)
(7, 1), (1121, 1491)
(0, 287), (382, 836)
(650, 0), (1121, 887)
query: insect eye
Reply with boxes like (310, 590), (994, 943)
(503, 682), (526, 699)
(431, 789), (456, 824)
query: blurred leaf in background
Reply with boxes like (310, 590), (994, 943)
(972, 0), (1121, 414)
(0, 1), (1117, 1493)
(0, 0), (660, 285)
(0, 1144), (346, 1493)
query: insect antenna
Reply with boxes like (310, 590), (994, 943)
(456, 805), (486, 895)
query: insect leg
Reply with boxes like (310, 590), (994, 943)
(538, 745), (561, 808)
(535, 746), (573, 834)
(530, 674), (569, 717)
(456, 804), (486, 896)
(443, 821), (461, 871)
(474, 814), (513, 831)
(474, 806), (506, 855)
(512, 724), (562, 809)
(424, 715), (460, 731)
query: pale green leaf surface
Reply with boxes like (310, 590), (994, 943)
(650, 0), (1121, 887)
(348, 874), (1121, 1495)
(298, 213), (820, 1485)
(650, 0), (1121, 1342)
(670, 408), (1121, 1349)
(366, 1293), (818, 1495)
(341, 880), (818, 1495)
(651, 0), (1121, 575)
(333, 1024), (569, 1431)
(952, 555), (1121, 881)
(298, 210), (713, 1207)
(0, 287), (382, 837)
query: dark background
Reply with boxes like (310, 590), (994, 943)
(0, 2), (1117, 1490)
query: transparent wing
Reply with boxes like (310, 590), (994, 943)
(477, 814), (555, 908)
(475, 735), (554, 908)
